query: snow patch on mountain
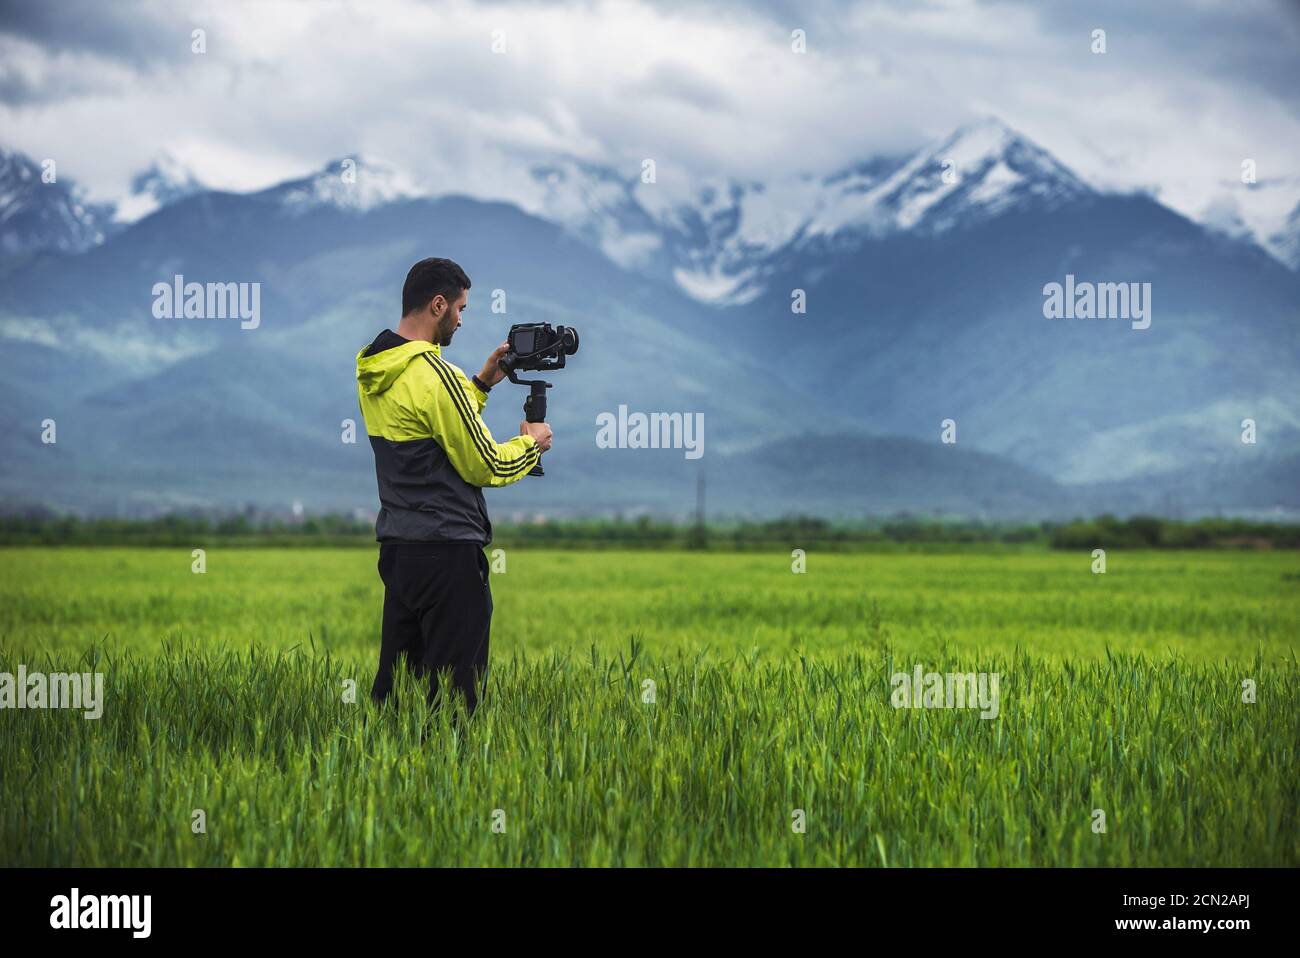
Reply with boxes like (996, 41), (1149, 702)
(1196, 177), (1300, 271)
(519, 119), (1098, 305)
(672, 262), (762, 305)
(272, 156), (421, 214)
(803, 117), (1091, 241)
(527, 157), (665, 269)
(0, 148), (115, 255)
(115, 152), (205, 223)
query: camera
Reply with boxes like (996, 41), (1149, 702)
(497, 323), (580, 479)
(502, 323), (579, 374)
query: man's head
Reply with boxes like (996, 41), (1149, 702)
(401, 257), (471, 346)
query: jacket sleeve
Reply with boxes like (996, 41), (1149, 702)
(419, 354), (539, 487)
(466, 374), (489, 413)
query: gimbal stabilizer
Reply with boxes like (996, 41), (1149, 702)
(497, 323), (579, 478)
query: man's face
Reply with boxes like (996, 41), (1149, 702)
(433, 289), (468, 347)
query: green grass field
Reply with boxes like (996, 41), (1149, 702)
(2, 546), (1296, 866)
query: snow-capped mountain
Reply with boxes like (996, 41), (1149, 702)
(799, 117), (1093, 241)
(266, 155), (422, 214)
(525, 118), (1096, 305)
(7, 115), (1292, 289)
(0, 148), (116, 257)
(526, 156), (805, 306)
(113, 152), (205, 223)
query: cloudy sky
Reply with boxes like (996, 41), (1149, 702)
(2, 0), (1298, 234)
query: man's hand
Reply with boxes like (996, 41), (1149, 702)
(478, 341), (510, 389)
(520, 421), (552, 453)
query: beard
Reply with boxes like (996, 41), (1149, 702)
(435, 313), (458, 346)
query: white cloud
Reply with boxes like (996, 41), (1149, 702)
(0, 0), (1296, 236)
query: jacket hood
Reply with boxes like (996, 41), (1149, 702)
(356, 334), (440, 396)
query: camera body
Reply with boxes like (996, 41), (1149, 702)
(502, 323), (579, 374)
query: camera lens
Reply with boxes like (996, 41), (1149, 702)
(562, 326), (579, 355)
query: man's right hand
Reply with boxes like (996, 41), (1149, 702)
(520, 421), (553, 453)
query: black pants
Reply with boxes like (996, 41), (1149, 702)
(371, 542), (493, 715)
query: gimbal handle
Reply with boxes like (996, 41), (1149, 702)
(499, 358), (549, 477)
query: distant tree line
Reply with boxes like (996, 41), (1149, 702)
(1047, 514), (1300, 550)
(0, 511), (1295, 549)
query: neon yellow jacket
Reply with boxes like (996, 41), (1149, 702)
(356, 329), (538, 543)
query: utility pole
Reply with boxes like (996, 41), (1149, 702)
(690, 469), (707, 549)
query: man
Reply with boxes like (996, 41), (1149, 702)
(356, 257), (553, 716)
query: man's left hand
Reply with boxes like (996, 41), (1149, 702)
(478, 341), (510, 389)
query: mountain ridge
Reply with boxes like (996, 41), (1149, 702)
(1, 122), (1296, 518)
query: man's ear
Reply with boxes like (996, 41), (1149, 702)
(429, 295), (444, 318)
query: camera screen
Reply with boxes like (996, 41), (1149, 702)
(514, 330), (535, 354)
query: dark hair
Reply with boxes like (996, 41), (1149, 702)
(402, 257), (471, 316)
